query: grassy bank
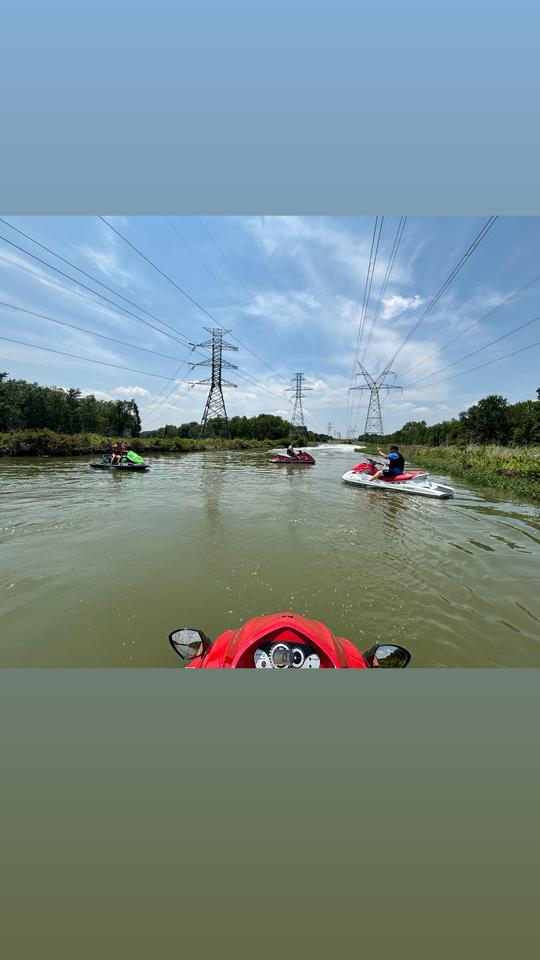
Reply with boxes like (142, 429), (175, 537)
(0, 429), (274, 458)
(363, 443), (540, 500)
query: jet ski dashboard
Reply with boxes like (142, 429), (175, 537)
(253, 640), (321, 668)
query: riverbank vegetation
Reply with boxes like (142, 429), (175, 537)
(381, 392), (540, 448)
(0, 430), (277, 458)
(0, 374), (328, 456)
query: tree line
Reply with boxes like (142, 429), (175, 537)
(372, 390), (540, 447)
(142, 414), (323, 442)
(0, 374), (325, 442)
(0, 373), (141, 436)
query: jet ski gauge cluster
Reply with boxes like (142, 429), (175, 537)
(253, 641), (321, 669)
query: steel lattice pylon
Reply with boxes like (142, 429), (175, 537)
(286, 372), (312, 436)
(193, 328), (238, 437)
(349, 363), (402, 438)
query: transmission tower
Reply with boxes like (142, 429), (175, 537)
(193, 327), (238, 437)
(286, 373), (312, 435)
(326, 421), (333, 437)
(349, 363), (402, 437)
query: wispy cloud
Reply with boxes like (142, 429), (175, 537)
(245, 216), (414, 291)
(79, 227), (137, 289)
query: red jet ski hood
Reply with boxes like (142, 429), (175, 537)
(187, 611), (367, 668)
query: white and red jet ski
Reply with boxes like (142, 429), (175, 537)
(342, 457), (454, 499)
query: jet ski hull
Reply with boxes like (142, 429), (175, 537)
(90, 461), (149, 471)
(272, 455), (315, 464)
(342, 467), (454, 498)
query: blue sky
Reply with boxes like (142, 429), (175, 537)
(0, 215), (539, 435)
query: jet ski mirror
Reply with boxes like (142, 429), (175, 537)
(363, 643), (411, 668)
(169, 628), (212, 661)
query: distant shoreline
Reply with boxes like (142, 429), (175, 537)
(0, 430), (358, 459)
(0, 430), (274, 458)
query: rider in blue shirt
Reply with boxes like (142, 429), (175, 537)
(368, 445), (405, 482)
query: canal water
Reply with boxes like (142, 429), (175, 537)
(1, 447), (539, 666)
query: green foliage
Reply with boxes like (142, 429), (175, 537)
(142, 414), (322, 443)
(386, 392), (540, 448)
(0, 374), (141, 437)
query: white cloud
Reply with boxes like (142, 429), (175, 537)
(381, 294), (425, 320)
(113, 385), (151, 398)
(242, 290), (322, 329)
(81, 388), (114, 401)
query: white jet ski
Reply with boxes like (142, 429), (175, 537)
(342, 457), (454, 499)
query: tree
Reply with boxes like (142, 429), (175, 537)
(462, 395), (510, 444)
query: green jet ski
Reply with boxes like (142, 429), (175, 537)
(90, 450), (149, 472)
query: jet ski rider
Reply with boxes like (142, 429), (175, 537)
(368, 445), (405, 482)
(286, 441), (298, 460)
(111, 440), (127, 465)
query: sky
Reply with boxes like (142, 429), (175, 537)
(0, 215), (539, 435)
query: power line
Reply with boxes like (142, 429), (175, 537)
(141, 358), (290, 432)
(402, 267), (540, 379)
(354, 216), (384, 366)
(0, 335), (196, 383)
(361, 217), (407, 363)
(165, 217), (242, 308)
(101, 216), (289, 386)
(141, 340), (290, 432)
(404, 336), (540, 389)
(196, 216), (254, 301)
(0, 228), (288, 404)
(98, 216), (221, 325)
(0, 230), (199, 351)
(164, 217), (290, 386)
(403, 311), (540, 390)
(0, 217), (195, 331)
(0, 299), (191, 364)
(1, 216), (298, 405)
(140, 355), (198, 430)
(378, 216), (498, 376)
(346, 217), (382, 434)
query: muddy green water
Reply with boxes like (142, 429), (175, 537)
(1, 448), (539, 666)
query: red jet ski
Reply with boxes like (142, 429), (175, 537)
(272, 452), (315, 464)
(169, 611), (411, 669)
